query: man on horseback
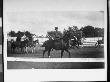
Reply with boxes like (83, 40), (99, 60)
(42, 27), (71, 58)
(77, 33), (81, 46)
(53, 27), (63, 41)
(45, 27), (64, 50)
(66, 27), (78, 48)
(51, 27), (63, 49)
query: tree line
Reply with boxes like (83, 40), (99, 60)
(47, 25), (104, 38)
(8, 31), (34, 41)
(8, 25), (104, 40)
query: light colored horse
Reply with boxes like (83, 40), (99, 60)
(25, 40), (39, 54)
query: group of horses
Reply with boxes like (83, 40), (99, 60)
(7, 32), (81, 57)
(7, 33), (104, 58)
(7, 36), (39, 54)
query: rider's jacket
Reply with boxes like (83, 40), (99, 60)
(47, 31), (63, 40)
(54, 31), (63, 40)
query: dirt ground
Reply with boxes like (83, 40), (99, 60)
(7, 47), (104, 58)
(7, 46), (105, 69)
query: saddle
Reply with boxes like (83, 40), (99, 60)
(53, 38), (65, 49)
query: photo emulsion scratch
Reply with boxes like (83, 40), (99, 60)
(4, 0), (107, 82)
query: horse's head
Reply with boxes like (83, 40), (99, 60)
(63, 31), (71, 42)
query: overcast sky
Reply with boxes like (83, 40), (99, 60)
(4, 0), (106, 36)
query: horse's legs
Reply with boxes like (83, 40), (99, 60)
(34, 47), (36, 53)
(12, 47), (16, 53)
(48, 49), (51, 58)
(17, 47), (19, 54)
(76, 45), (79, 49)
(61, 50), (64, 58)
(13, 47), (16, 53)
(95, 42), (98, 48)
(31, 47), (33, 53)
(72, 45), (75, 49)
(11, 48), (13, 53)
(76, 42), (79, 48)
(21, 47), (24, 53)
(21, 47), (23, 54)
(80, 44), (83, 48)
(43, 49), (47, 58)
(24, 47), (26, 53)
(99, 44), (101, 48)
(25, 47), (27, 54)
(32, 47), (35, 54)
(22, 47), (25, 53)
(65, 49), (71, 58)
(20, 47), (22, 53)
(11, 47), (13, 53)
(32, 47), (36, 54)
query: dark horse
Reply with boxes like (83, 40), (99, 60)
(95, 39), (104, 48)
(10, 37), (29, 53)
(69, 39), (79, 49)
(41, 32), (71, 58)
(25, 39), (39, 53)
(69, 37), (84, 49)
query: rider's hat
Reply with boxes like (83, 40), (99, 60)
(55, 27), (58, 30)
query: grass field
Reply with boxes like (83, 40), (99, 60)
(7, 46), (104, 58)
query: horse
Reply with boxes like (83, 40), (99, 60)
(10, 40), (17, 53)
(69, 39), (79, 49)
(7, 40), (15, 53)
(25, 40), (39, 53)
(77, 38), (85, 48)
(95, 39), (104, 48)
(69, 37), (84, 49)
(41, 32), (71, 58)
(10, 36), (29, 53)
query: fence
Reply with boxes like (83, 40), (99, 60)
(81, 37), (103, 46)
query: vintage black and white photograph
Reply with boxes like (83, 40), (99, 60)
(4, 0), (107, 81)
(6, 11), (104, 59)
(4, 0), (106, 69)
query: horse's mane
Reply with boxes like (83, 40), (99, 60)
(62, 31), (70, 42)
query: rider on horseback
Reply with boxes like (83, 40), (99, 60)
(53, 27), (63, 41)
(46, 27), (63, 49)
(42, 27), (71, 58)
